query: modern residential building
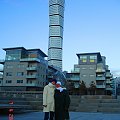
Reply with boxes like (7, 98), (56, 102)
(66, 52), (113, 95)
(0, 47), (47, 91)
(48, 0), (65, 70)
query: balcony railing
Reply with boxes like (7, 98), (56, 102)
(106, 74), (112, 78)
(106, 87), (113, 91)
(0, 59), (5, 64)
(20, 58), (47, 65)
(26, 83), (36, 86)
(26, 75), (38, 78)
(27, 67), (37, 71)
(0, 68), (3, 72)
(68, 77), (80, 81)
(71, 70), (80, 73)
(106, 80), (112, 84)
(96, 69), (105, 73)
(20, 58), (40, 62)
(96, 85), (106, 88)
(96, 77), (106, 81)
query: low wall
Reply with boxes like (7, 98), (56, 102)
(0, 91), (43, 99)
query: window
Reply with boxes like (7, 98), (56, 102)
(17, 80), (23, 83)
(80, 56), (87, 63)
(82, 74), (87, 77)
(90, 55), (97, 59)
(90, 59), (95, 62)
(80, 56), (87, 59)
(89, 67), (94, 69)
(6, 80), (12, 83)
(90, 55), (97, 63)
(6, 65), (13, 69)
(6, 72), (12, 76)
(82, 67), (86, 69)
(30, 81), (32, 84)
(83, 60), (87, 62)
(17, 72), (24, 76)
(5, 50), (21, 61)
(18, 64), (24, 68)
(90, 74), (95, 77)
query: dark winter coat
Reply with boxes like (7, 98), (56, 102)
(54, 89), (70, 120)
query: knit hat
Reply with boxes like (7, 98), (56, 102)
(50, 79), (57, 83)
(56, 81), (61, 85)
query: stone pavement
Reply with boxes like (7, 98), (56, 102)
(1, 112), (120, 120)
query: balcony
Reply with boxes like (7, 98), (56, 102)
(71, 70), (80, 74)
(96, 69), (105, 73)
(26, 83), (36, 86)
(96, 77), (105, 81)
(96, 85), (105, 88)
(0, 59), (5, 64)
(106, 87), (113, 91)
(106, 80), (112, 84)
(26, 75), (38, 79)
(20, 58), (40, 62)
(27, 67), (37, 71)
(106, 73), (112, 78)
(68, 77), (80, 81)
(0, 68), (3, 72)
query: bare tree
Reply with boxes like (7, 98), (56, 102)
(89, 81), (96, 95)
(79, 81), (87, 95)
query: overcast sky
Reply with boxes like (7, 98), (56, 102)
(0, 0), (120, 76)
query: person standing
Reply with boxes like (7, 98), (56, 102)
(43, 79), (57, 120)
(54, 81), (70, 120)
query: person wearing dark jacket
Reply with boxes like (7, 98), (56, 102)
(54, 81), (70, 120)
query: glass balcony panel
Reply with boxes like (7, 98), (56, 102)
(96, 85), (105, 88)
(26, 75), (37, 78)
(96, 77), (105, 81)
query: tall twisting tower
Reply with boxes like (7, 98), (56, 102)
(48, 0), (65, 70)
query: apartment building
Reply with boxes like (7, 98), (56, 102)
(0, 47), (47, 91)
(66, 52), (113, 95)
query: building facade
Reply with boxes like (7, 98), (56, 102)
(0, 47), (47, 91)
(66, 52), (113, 95)
(48, 0), (65, 70)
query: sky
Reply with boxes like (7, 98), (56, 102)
(0, 0), (120, 76)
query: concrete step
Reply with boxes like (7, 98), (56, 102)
(0, 100), (30, 105)
(97, 107), (120, 113)
(81, 95), (113, 99)
(76, 107), (98, 112)
(100, 99), (118, 103)
(99, 103), (120, 107)
(80, 99), (101, 103)
(0, 97), (26, 100)
(69, 106), (78, 111)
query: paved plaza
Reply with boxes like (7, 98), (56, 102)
(1, 112), (120, 120)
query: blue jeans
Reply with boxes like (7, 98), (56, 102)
(44, 112), (54, 120)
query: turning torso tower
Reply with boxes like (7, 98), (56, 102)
(48, 0), (65, 70)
